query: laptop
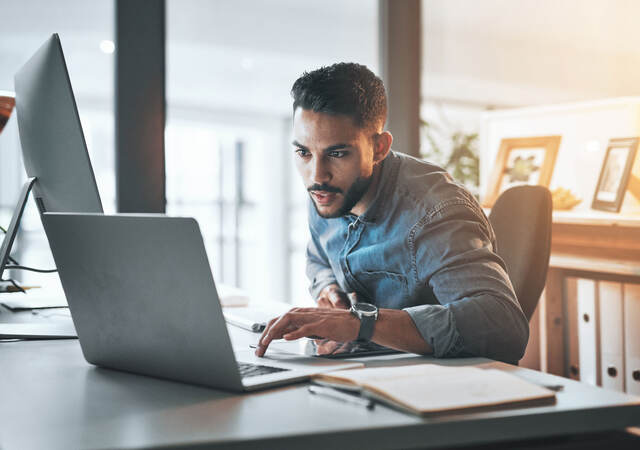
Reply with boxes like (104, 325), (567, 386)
(41, 212), (362, 391)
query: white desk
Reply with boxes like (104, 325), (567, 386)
(0, 319), (639, 450)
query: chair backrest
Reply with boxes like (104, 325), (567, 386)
(488, 185), (552, 321)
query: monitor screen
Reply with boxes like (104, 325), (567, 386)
(14, 33), (103, 215)
(1, 34), (103, 280)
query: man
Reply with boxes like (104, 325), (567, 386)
(255, 63), (528, 363)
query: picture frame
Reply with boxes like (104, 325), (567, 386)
(483, 136), (561, 207)
(591, 137), (639, 212)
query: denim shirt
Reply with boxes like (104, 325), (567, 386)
(306, 151), (529, 363)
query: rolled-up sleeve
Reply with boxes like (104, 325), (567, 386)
(306, 232), (337, 300)
(404, 199), (529, 363)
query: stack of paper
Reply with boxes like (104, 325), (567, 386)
(217, 284), (251, 307)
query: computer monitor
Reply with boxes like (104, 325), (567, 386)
(0, 33), (103, 280)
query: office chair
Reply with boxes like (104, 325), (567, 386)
(488, 185), (552, 321)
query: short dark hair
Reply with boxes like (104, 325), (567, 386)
(291, 62), (387, 130)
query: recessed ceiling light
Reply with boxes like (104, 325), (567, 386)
(99, 40), (115, 54)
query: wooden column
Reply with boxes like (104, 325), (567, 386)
(115, 0), (166, 213)
(379, 0), (421, 158)
(543, 269), (566, 375)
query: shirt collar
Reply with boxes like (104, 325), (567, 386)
(356, 150), (400, 224)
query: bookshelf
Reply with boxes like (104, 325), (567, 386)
(481, 99), (640, 395)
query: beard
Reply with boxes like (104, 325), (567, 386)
(309, 174), (374, 219)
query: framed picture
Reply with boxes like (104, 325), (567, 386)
(591, 137), (639, 212)
(483, 136), (561, 207)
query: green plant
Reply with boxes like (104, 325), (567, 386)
(420, 119), (479, 192)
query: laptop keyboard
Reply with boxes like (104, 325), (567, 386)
(238, 362), (290, 378)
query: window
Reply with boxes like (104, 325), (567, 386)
(0, 0), (115, 286)
(167, 0), (379, 304)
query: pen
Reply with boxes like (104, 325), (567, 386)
(308, 384), (375, 410)
(0, 285), (38, 293)
(542, 384), (564, 392)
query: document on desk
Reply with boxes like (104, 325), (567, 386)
(1, 294), (68, 310)
(217, 284), (251, 307)
(624, 284), (640, 396)
(0, 281), (68, 310)
(313, 364), (556, 416)
(0, 322), (77, 339)
(223, 302), (291, 332)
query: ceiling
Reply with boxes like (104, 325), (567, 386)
(2, 0), (640, 117)
(0, 0), (378, 117)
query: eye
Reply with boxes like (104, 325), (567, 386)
(295, 148), (310, 158)
(328, 150), (347, 158)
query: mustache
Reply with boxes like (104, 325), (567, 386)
(307, 184), (342, 194)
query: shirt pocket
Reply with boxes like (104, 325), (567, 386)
(351, 270), (409, 308)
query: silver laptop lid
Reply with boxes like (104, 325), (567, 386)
(42, 212), (243, 391)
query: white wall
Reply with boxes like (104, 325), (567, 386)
(480, 97), (640, 212)
(423, 0), (640, 108)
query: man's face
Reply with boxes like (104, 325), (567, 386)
(292, 108), (375, 218)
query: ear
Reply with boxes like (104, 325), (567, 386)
(373, 131), (393, 164)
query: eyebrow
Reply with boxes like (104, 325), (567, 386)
(291, 141), (351, 152)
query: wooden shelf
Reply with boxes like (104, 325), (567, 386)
(552, 210), (640, 227)
(483, 208), (640, 227)
(550, 253), (640, 277)
(483, 206), (640, 273)
(551, 210), (640, 268)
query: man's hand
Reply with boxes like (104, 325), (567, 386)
(316, 284), (351, 309)
(254, 307), (359, 357)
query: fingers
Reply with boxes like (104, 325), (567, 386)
(283, 324), (314, 341)
(317, 285), (351, 309)
(332, 297), (351, 309)
(256, 310), (310, 356)
(255, 307), (353, 357)
(328, 290), (350, 309)
(258, 316), (278, 344)
(316, 339), (342, 355)
(317, 297), (333, 309)
(255, 316), (280, 357)
(257, 315), (293, 356)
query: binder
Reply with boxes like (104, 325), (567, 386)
(564, 277), (580, 381)
(577, 279), (600, 387)
(598, 281), (625, 392)
(624, 284), (640, 396)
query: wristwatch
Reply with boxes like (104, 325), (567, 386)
(350, 302), (379, 342)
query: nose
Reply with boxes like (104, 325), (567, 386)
(310, 157), (331, 185)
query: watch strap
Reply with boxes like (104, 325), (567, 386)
(356, 312), (376, 342)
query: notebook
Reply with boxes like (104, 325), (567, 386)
(313, 363), (556, 415)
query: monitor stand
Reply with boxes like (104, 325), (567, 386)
(0, 177), (36, 281)
(0, 177), (75, 340)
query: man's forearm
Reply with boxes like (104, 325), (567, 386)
(317, 288), (433, 353)
(372, 309), (433, 355)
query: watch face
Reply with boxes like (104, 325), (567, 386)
(354, 302), (377, 314)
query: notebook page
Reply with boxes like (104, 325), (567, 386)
(315, 364), (555, 414)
